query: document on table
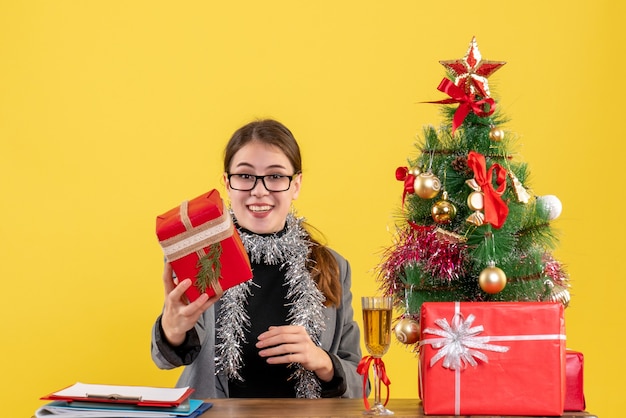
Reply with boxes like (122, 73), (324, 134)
(41, 382), (193, 406)
(49, 382), (190, 402)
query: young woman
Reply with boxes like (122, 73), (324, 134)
(151, 119), (363, 399)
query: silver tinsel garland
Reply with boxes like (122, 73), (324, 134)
(214, 213), (326, 398)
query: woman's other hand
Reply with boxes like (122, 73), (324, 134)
(256, 325), (334, 382)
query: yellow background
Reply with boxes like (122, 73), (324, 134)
(1, 1), (623, 417)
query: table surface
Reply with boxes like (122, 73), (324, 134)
(198, 398), (597, 418)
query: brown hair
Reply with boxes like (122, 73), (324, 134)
(224, 119), (341, 307)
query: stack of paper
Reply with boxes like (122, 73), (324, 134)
(35, 383), (211, 418)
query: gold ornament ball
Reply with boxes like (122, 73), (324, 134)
(431, 199), (457, 224)
(394, 318), (420, 344)
(479, 266), (507, 294)
(489, 127), (505, 142)
(413, 172), (441, 199)
(408, 167), (421, 176)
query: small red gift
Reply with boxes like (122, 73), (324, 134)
(418, 301), (566, 416)
(565, 350), (586, 411)
(156, 189), (252, 301)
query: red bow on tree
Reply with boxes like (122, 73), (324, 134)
(467, 151), (509, 228)
(428, 78), (496, 134)
(395, 166), (416, 208)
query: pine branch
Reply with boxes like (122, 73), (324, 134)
(195, 243), (223, 294)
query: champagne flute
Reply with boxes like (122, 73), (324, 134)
(361, 296), (394, 415)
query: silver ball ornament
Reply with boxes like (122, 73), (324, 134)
(537, 195), (562, 220)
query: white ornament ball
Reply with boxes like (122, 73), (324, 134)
(538, 195), (562, 220)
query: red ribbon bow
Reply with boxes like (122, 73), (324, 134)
(395, 166), (415, 207)
(357, 355), (391, 410)
(428, 78), (496, 134)
(467, 151), (509, 228)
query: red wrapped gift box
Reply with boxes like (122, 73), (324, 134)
(565, 350), (586, 411)
(419, 302), (566, 416)
(156, 189), (252, 301)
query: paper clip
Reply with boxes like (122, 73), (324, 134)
(85, 393), (143, 401)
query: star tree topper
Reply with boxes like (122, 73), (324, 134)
(439, 37), (506, 98)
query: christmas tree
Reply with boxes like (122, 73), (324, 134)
(378, 37), (570, 347)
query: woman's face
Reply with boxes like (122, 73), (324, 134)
(225, 140), (301, 234)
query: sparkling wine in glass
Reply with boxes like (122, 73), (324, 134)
(361, 296), (394, 415)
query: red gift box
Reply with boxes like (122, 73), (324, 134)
(419, 302), (566, 416)
(156, 189), (252, 301)
(565, 350), (586, 411)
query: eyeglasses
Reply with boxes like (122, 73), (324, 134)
(227, 173), (299, 192)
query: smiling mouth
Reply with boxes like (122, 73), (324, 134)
(248, 205), (272, 213)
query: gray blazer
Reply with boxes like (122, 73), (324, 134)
(151, 249), (364, 399)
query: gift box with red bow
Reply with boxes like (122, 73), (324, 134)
(418, 301), (566, 416)
(156, 189), (252, 301)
